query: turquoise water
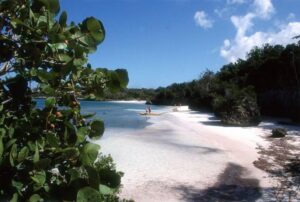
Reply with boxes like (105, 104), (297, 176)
(35, 99), (169, 136)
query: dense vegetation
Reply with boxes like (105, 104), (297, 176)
(84, 88), (156, 102)
(0, 0), (129, 201)
(152, 42), (300, 125)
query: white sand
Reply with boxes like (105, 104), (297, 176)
(96, 110), (274, 201)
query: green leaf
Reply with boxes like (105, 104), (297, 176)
(77, 187), (101, 202)
(0, 128), (5, 136)
(85, 166), (99, 189)
(48, 0), (60, 14)
(68, 168), (81, 182)
(82, 113), (96, 119)
(57, 53), (72, 63)
(9, 193), (18, 202)
(6, 138), (17, 149)
(107, 71), (122, 93)
(33, 142), (40, 163)
(115, 69), (129, 88)
(83, 17), (105, 43)
(79, 143), (100, 166)
(59, 11), (67, 26)
(0, 134), (3, 159)
(45, 97), (56, 108)
(89, 119), (104, 139)
(17, 146), (29, 162)
(9, 144), (17, 166)
(8, 127), (14, 138)
(8, 127), (14, 137)
(73, 58), (87, 67)
(29, 194), (42, 202)
(61, 147), (79, 160)
(0, 115), (4, 125)
(76, 127), (88, 144)
(30, 69), (37, 77)
(31, 170), (46, 190)
(10, 18), (34, 31)
(46, 133), (59, 148)
(41, 84), (55, 95)
(38, 0), (60, 14)
(37, 70), (56, 83)
(99, 184), (114, 195)
(12, 180), (23, 195)
(48, 43), (67, 52)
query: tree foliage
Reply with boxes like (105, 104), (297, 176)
(0, 0), (129, 201)
(151, 42), (300, 125)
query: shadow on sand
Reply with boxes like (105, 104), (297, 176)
(174, 163), (270, 202)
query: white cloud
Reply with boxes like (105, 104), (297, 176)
(253, 0), (275, 19)
(214, 7), (231, 18)
(227, 0), (246, 4)
(221, 22), (300, 62)
(231, 13), (255, 36)
(194, 11), (213, 29)
(287, 13), (296, 20)
(218, 0), (298, 62)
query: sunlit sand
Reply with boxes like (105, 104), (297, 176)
(95, 109), (280, 201)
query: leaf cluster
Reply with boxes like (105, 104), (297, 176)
(0, 0), (129, 201)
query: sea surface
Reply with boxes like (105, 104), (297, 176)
(35, 99), (170, 138)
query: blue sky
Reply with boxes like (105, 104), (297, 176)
(60, 0), (300, 88)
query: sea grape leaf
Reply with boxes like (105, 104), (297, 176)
(17, 146), (29, 162)
(45, 97), (56, 108)
(12, 180), (23, 195)
(0, 134), (3, 159)
(29, 194), (42, 202)
(10, 193), (18, 202)
(77, 187), (101, 202)
(85, 17), (105, 43)
(115, 69), (129, 88)
(76, 127), (88, 144)
(85, 166), (100, 189)
(37, 0), (60, 14)
(41, 84), (55, 95)
(59, 11), (67, 26)
(89, 119), (104, 139)
(61, 147), (79, 160)
(33, 142), (40, 163)
(79, 143), (100, 166)
(9, 144), (17, 166)
(46, 133), (59, 148)
(99, 184), (114, 195)
(31, 170), (46, 190)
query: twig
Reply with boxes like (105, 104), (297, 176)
(0, 62), (10, 76)
(1, 98), (12, 105)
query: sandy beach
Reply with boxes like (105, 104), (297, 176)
(96, 107), (298, 201)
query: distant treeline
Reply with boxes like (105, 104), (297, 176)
(151, 42), (300, 126)
(100, 88), (156, 101)
(34, 88), (156, 101)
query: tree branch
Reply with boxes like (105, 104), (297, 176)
(0, 62), (11, 76)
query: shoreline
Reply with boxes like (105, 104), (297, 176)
(95, 109), (300, 201)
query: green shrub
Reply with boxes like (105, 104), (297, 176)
(270, 128), (287, 138)
(213, 86), (261, 126)
(0, 0), (128, 201)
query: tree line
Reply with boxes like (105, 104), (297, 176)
(151, 42), (300, 126)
